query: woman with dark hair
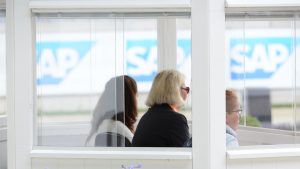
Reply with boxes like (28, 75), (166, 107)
(86, 75), (138, 147)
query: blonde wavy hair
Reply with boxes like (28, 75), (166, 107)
(145, 69), (186, 107)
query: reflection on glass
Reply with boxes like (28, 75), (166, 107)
(36, 18), (118, 146)
(296, 18), (300, 137)
(0, 14), (6, 169)
(244, 21), (294, 132)
(36, 15), (191, 147)
(123, 19), (157, 121)
(176, 18), (192, 124)
(226, 21), (246, 126)
(0, 15), (5, 116)
(86, 75), (137, 147)
(226, 18), (299, 145)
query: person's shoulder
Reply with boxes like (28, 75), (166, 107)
(172, 111), (187, 120)
(147, 104), (187, 121)
(148, 104), (176, 114)
(165, 111), (188, 126)
(226, 133), (239, 147)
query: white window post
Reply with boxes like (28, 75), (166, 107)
(157, 18), (177, 70)
(6, 0), (33, 169)
(192, 0), (226, 168)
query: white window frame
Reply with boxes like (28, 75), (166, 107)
(6, 1), (226, 169)
(31, 12), (185, 147)
(29, 0), (191, 13)
(225, 0), (300, 160)
(226, 0), (300, 12)
(7, 0), (300, 168)
(7, 0), (34, 169)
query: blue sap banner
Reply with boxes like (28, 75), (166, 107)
(35, 37), (298, 92)
(126, 40), (158, 82)
(126, 39), (191, 83)
(35, 38), (190, 93)
(230, 37), (298, 80)
(36, 41), (95, 85)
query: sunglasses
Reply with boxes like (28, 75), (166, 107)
(181, 86), (190, 94)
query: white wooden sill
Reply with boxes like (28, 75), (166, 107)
(31, 147), (192, 160)
(29, 0), (191, 13)
(227, 145), (300, 160)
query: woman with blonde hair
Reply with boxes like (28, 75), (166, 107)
(132, 69), (190, 147)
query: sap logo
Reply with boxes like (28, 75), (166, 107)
(230, 37), (294, 80)
(36, 41), (94, 85)
(126, 40), (157, 82)
(126, 39), (191, 82)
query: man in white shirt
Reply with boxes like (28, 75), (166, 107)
(226, 89), (241, 147)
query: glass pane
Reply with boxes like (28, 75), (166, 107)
(87, 76), (127, 147)
(225, 21), (246, 127)
(123, 18), (157, 122)
(296, 17), (300, 137)
(0, 15), (5, 116)
(36, 17), (126, 147)
(130, 17), (191, 147)
(246, 21), (294, 132)
(177, 18), (192, 134)
(226, 19), (296, 146)
(124, 17), (192, 147)
(0, 14), (6, 169)
(226, 20), (244, 147)
(36, 15), (191, 147)
(36, 17), (159, 147)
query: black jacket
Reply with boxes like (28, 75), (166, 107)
(132, 104), (189, 147)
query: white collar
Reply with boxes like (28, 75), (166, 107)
(97, 119), (133, 141)
(86, 119), (134, 146)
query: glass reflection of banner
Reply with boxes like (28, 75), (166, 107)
(7, 36), (300, 95)
(228, 37), (300, 89)
(126, 40), (157, 82)
(35, 39), (191, 94)
(36, 41), (95, 85)
(126, 39), (191, 79)
(2, 34), (300, 96)
(126, 39), (191, 91)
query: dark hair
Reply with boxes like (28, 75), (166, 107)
(120, 75), (138, 132)
(110, 75), (138, 132)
